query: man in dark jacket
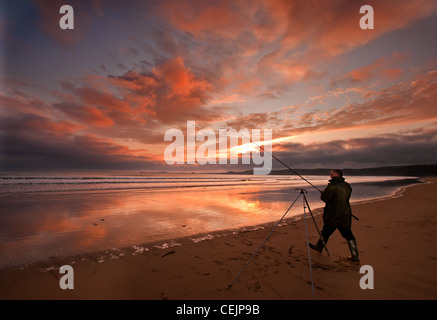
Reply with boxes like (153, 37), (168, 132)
(309, 169), (359, 262)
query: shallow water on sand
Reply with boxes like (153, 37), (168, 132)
(0, 172), (420, 268)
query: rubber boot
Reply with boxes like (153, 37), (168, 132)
(347, 239), (360, 263)
(309, 238), (325, 253)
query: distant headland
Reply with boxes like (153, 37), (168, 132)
(225, 164), (437, 176)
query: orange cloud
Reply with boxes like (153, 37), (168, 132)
(255, 0), (436, 84)
(223, 67), (437, 144)
(301, 69), (437, 135)
(155, 0), (436, 99)
(330, 52), (408, 87)
(54, 102), (114, 128)
(34, 119), (84, 137)
(380, 68), (403, 80)
(77, 87), (131, 113)
(160, 0), (246, 39)
(4, 0), (436, 172)
(301, 0), (436, 58)
(152, 56), (213, 98)
(16, 114), (84, 137)
(108, 71), (157, 93)
(106, 57), (217, 124)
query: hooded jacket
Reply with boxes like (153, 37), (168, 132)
(321, 176), (352, 228)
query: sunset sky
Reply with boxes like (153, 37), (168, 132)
(1, 0), (436, 172)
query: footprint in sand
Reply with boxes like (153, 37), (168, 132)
(161, 250), (175, 258)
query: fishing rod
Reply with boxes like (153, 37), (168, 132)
(238, 132), (321, 192)
(239, 131), (359, 221)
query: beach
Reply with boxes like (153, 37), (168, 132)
(0, 177), (436, 300)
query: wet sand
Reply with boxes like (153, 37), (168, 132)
(1, 178), (436, 300)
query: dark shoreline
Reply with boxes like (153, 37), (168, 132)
(226, 164), (437, 177)
(349, 177), (423, 187)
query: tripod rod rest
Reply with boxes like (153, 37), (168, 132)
(295, 188), (308, 194)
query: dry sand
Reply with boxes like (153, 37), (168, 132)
(1, 178), (436, 300)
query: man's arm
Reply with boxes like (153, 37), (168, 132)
(320, 185), (334, 203)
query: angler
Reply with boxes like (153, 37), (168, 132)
(309, 169), (360, 263)
(227, 138), (361, 293)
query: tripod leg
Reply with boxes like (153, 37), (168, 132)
(302, 192), (316, 300)
(227, 192), (302, 289)
(303, 193), (316, 299)
(304, 194), (330, 256)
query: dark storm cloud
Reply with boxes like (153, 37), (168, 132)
(273, 129), (437, 169)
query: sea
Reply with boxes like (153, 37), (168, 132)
(0, 171), (422, 268)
